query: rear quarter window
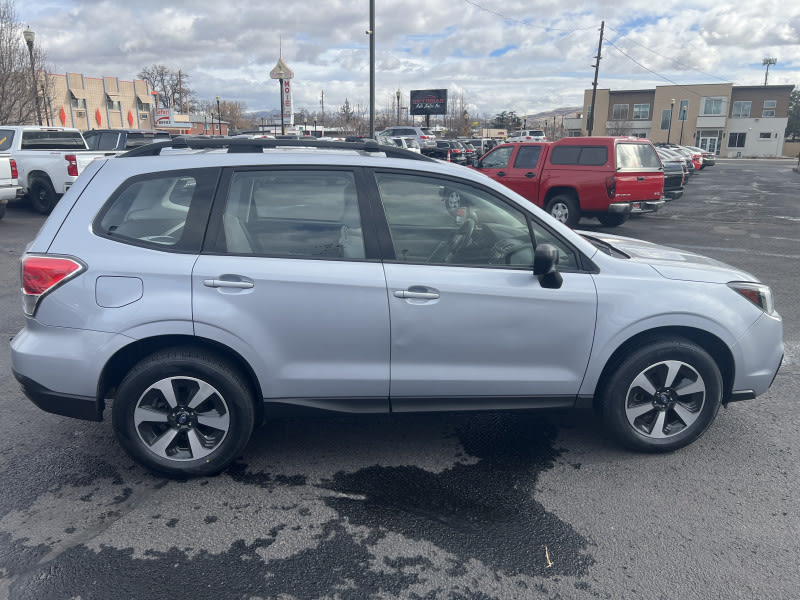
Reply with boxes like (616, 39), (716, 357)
(550, 145), (608, 166)
(94, 168), (218, 252)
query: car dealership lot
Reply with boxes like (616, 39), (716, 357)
(0, 158), (798, 599)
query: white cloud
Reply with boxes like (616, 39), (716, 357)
(17, 0), (800, 118)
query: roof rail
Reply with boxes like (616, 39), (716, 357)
(119, 136), (436, 161)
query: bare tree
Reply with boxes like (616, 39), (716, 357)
(0, 0), (49, 124)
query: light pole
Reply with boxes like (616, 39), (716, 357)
(216, 96), (221, 135)
(22, 26), (42, 126)
(396, 90), (401, 125)
(762, 57), (777, 86)
(667, 98), (675, 143)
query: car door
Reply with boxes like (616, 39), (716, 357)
(476, 144), (543, 205)
(371, 170), (597, 409)
(192, 167), (390, 410)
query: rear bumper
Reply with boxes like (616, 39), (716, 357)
(13, 370), (103, 421)
(609, 199), (665, 214)
(664, 189), (684, 201)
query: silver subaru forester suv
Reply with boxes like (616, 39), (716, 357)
(11, 137), (783, 478)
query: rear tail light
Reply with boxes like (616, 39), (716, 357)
(65, 154), (79, 177)
(605, 175), (617, 198)
(21, 255), (85, 316)
(10, 158), (18, 179)
(728, 282), (775, 314)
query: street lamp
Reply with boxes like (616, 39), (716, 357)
(22, 26), (42, 125)
(216, 96), (221, 135)
(667, 98), (675, 144)
(396, 90), (401, 125)
(762, 57), (777, 86)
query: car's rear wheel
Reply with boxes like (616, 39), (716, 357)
(602, 338), (722, 452)
(29, 178), (58, 215)
(545, 194), (580, 228)
(597, 213), (629, 227)
(112, 347), (256, 478)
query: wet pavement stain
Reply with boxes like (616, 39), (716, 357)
(321, 413), (594, 578)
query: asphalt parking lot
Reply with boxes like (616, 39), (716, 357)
(0, 158), (798, 600)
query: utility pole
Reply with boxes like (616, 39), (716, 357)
(587, 20), (604, 137)
(320, 89), (325, 129)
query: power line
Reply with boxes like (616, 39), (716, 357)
(605, 25), (733, 84)
(604, 40), (716, 98)
(461, 0), (596, 33)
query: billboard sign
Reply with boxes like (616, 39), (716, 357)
(410, 89), (448, 116)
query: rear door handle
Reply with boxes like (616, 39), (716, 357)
(637, 176), (646, 181)
(203, 279), (254, 289)
(496, 171), (506, 177)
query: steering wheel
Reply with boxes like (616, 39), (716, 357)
(442, 217), (475, 262)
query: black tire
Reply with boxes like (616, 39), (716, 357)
(112, 347), (256, 478)
(597, 213), (629, 227)
(545, 194), (580, 228)
(0, 203), (6, 220)
(602, 337), (722, 452)
(29, 178), (58, 215)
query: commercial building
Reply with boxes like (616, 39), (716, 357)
(38, 72), (227, 136)
(569, 83), (793, 157)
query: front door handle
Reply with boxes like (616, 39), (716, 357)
(637, 176), (646, 181)
(393, 290), (440, 300)
(496, 171), (506, 177)
(525, 172), (535, 178)
(203, 279), (254, 289)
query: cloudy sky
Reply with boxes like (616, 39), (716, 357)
(18, 0), (800, 119)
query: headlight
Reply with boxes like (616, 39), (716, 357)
(728, 281), (775, 314)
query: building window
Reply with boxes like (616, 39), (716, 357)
(759, 132), (772, 139)
(612, 104), (629, 120)
(660, 109), (672, 130)
(762, 100), (776, 117)
(728, 133), (746, 148)
(678, 100), (689, 120)
(731, 101), (751, 118)
(106, 97), (121, 110)
(701, 97), (725, 116)
(632, 104), (650, 120)
(70, 97), (86, 109)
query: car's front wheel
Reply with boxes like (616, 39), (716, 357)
(112, 347), (256, 478)
(602, 338), (722, 452)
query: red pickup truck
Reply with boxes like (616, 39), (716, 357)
(472, 137), (665, 227)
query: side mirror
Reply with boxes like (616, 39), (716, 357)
(533, 244), (563, 289)
(472, 157), (480, 168)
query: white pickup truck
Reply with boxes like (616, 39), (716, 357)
(0, 126), (113, 214)
(0, 152), (20, 220)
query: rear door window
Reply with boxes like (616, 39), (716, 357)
(211, 170), (365, 259)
